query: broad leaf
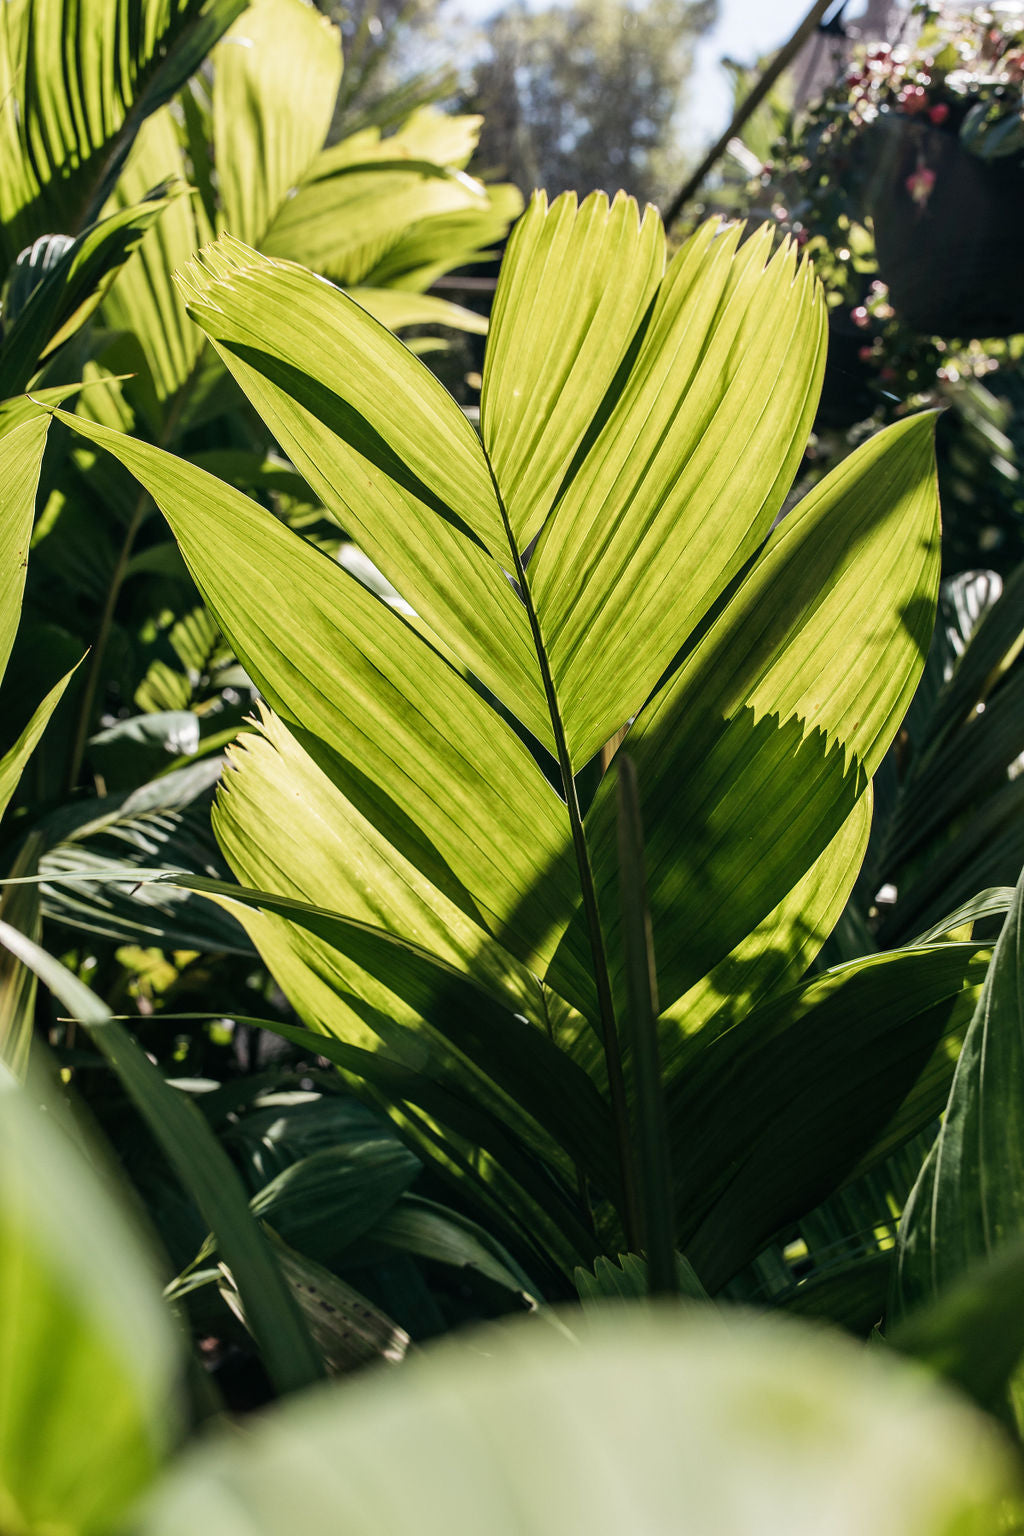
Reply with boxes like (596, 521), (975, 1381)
(100, 110), (213, 410)
(893, 1235), (1024, 1422)
(655, 794), (872, 1067)
(0, 0), (246, 258)
(670, 942), (988, 1289)
(189, 1004), (604, 1278)
(213, 0), (341, 246)
(136, 1310), (1019, 1536)
(53, 411), (586, 993)
(525, 222), (827, 764)
(0, 194), (172, 399)
(175, 238), (553, 745)
(0, 415), (50, 677)
(261, 147), (501, 287)
(171, 859), (618, 1202)
(0, 1065), (181, 1536)
(481, 190), (665, 552)
(571, 411), (940, 1023)
(358, 1193), (543, 1302)
(249, 1139), (420, 1263)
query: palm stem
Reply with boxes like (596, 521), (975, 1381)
(65, 374), (191, 792)
(488, 469), (640, 1247)
(65, 484), (148, 793)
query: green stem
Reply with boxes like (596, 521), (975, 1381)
(65, 378), (190, 792)
(66, 487), (148, 793)
(489, 473), (640, 1249)
(616, 753), (676, 1295)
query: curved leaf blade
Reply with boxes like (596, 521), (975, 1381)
(578, 412), (940, 1020)
(52, 410), (584, 984)
(176, 237), (552, 744)
(213, 0), (341, 246)
(893, 866), (1024, 1399)
(0, 921), (325, 1396)
(529, 223), (827, 764)
(0, 1066), (181, 1536)
(480, 190), (666, 551)
(671, 942), (987, 1290)
(136, 1311), (1019, 1536)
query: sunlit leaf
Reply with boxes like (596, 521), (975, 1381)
(0, 1064), (181, 1535)
(213, 0), (341, 246)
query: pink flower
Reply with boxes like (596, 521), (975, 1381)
(851, 305), (870, 328)
(905, 165), (936, 206)
(929, 102), (950, 125)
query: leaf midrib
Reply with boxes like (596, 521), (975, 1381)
(484, 448), (639, 1245)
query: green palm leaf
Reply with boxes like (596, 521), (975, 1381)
(212, 0), (341, 246)
(0, 0), (245, 259)
(55, 196), (944, 1271)
(0, 1063), (181, 1536)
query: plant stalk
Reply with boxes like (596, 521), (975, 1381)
(489, 474), (641, 1248)
(65, 485), (148, 793)
(64, 375), (191, 792)
(616, 753), (677, 1295)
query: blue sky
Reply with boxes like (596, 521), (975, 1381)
(690, 1), (824, 140)
(453, 0), (864, 145)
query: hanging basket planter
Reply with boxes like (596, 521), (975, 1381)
(866, 111), (1024, 339)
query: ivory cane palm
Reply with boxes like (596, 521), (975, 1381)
(52, 190), (968, 1286)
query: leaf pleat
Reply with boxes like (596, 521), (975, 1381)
(481, 189), (667, 550)
(208, 968), (603, 1276)
(893, 868), (1024, 1336)
(212, 0), (341, 247)
(100, 110), (212, 407)
(574, 413), (939, 1019)
(356, 182), (523, 292)
(176, 240), (552, 744)
(0, 0), (246, 257)
(656, 793), (872, 1067)
(528, 228), (826, 764)
(0, 416), (49, 679)
(179, 861), (618, 1203)
(212, 710), (595, 1031)
(262, 159), (494, 287)
(670, 943), (989, 1290)
(54, 412), (583, 984)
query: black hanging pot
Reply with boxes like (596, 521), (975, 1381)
(865, 110), (1024, 337)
